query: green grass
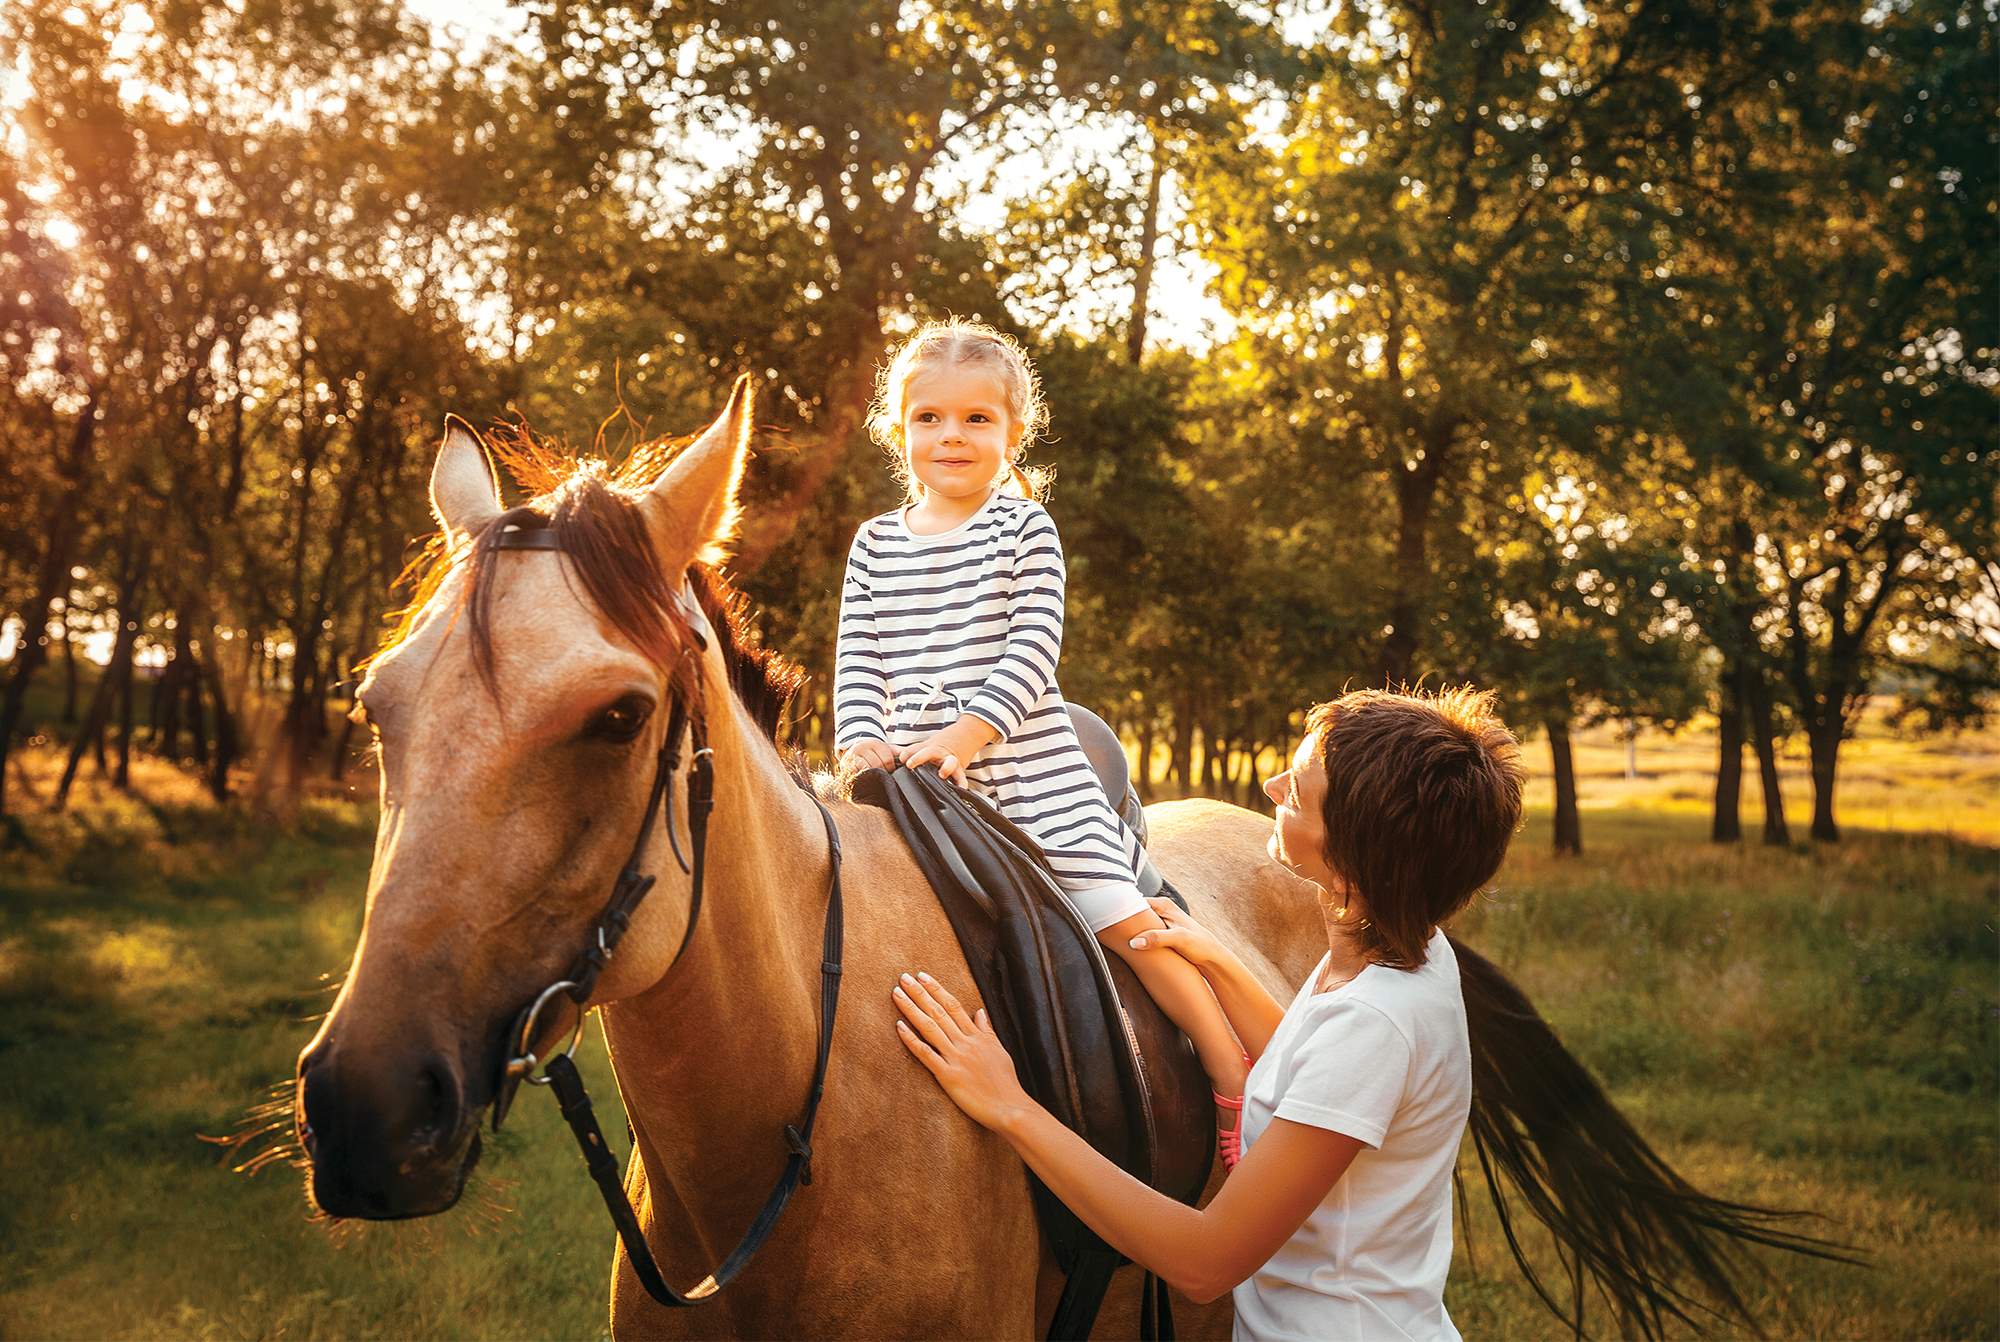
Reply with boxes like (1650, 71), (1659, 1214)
(1, 744), (1995, 1340)
(0, 751), (629, 1340)
(1447, 813), (1999, 1339)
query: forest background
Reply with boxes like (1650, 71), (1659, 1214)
(2, 0), (1993, 853)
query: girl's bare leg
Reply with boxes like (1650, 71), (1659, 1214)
(1097, 908), (1251, 1108)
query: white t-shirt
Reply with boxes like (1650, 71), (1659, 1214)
(1230, 929), (1472, 1342)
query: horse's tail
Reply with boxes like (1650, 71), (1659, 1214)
(1449, 934), (1857, 1339)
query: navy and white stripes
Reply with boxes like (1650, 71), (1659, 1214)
(834, 492), (1149, 927)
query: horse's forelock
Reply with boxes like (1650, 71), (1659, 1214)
(362, 420), (801, 741)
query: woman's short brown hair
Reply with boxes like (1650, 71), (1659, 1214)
(1305, 686), (1525, 968)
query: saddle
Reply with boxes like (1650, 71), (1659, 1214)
(851, 707), (1213, 1342)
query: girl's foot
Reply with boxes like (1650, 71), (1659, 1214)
(1214, 1090), (1245, 1170)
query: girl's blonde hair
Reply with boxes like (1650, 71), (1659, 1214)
(866, 317), (1052, 501)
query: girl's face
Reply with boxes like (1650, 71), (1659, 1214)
(1264, 734), (1337, 888)
(901, 363), (1020, 502)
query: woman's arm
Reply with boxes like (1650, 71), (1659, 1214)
(1128, 897), (1288, 1060)
(893, 973), (1362, 1304)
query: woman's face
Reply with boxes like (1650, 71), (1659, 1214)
(901, 364), (1019, 502)
(1264, 734), (1336, 888)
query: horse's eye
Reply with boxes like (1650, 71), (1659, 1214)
(592, 695), (652, 743)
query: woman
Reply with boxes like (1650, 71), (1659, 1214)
(892, 686), (1525, 1341)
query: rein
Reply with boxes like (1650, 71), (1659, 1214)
(485, 521), (846, 1308)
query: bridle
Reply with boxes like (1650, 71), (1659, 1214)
(484, 520), (845, 1308)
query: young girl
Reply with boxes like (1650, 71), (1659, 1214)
(833, 317), (1250, 1163)
(889, 687), (1527, 1340)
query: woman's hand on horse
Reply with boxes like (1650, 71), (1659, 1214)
(1128, 895), (1224, 967)
(838, 739), (899, 778)
(893, 972), (1032, 1132)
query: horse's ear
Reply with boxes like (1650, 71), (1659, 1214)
(642, 374), (754, 574)
(431, 415), (502, 546)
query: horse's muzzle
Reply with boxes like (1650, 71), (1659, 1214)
(296, 1038), (482, 1219)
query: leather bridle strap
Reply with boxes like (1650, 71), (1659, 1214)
(490, 564), (714, 1130)
(489, 695), (693, 1132)
(544, 795), (844, 1306)
(480, 524), (847, 1309)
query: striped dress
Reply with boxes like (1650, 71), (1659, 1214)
(834, 490), (1149, 932)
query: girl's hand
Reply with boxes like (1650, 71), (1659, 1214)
(900, 739), (966, 784)
(893, 971), (1033, 1132)
(838, 739), (899, 777)
(898, 714), (999, 785)
(1127, 895), (1226, 967)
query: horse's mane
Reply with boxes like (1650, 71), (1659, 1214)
(364, 421), (805, 742)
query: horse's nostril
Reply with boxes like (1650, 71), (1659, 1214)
(413, 1058), (462, 1151)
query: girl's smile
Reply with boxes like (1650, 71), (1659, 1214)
(901, 365), (1020, 504)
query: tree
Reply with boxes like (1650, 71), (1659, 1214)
(1188, 0), (1776, 688)
(1612, 0), (1998, 841)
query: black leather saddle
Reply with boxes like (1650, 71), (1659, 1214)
(851, 716), (1213, 1341)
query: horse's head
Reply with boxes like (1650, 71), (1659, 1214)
(295, 380), (756, 1219)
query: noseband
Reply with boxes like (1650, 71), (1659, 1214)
(485, 520), (845, 1308)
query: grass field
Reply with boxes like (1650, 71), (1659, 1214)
(1, 718), (1995, 1340)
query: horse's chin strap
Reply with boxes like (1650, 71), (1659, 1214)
(486, 554), (845, 1308)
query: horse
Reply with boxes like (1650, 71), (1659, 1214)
(295, 380), (1839, 1339)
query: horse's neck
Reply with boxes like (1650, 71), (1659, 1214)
(597, 697), (833, 1259)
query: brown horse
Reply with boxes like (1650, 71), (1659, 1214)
(296, 383), (1839, 1339)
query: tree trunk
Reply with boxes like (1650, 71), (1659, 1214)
(1712, 661), (1745, 843)
(113, 601), (141, 789)
(1169, 696), (1194, 795)
(1807, 721), (1841, 842)
(149, 631), (177, 755)
(1744, 666), (1790, 845)
(282, 625), (324, 794)
(1127, 125), (1165, 366)
(57, 549), (147, 805)
(1134, 714), (1155, 799)
(55, 666), (116, 809)
(0, 394), (98, 819)
(1377, 437), (1449, 687)
(60, 605), (80, 725)
(186, 632), (210, 770)
(1548, 719), (1582, 856)
(202, 631), (238, 803)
